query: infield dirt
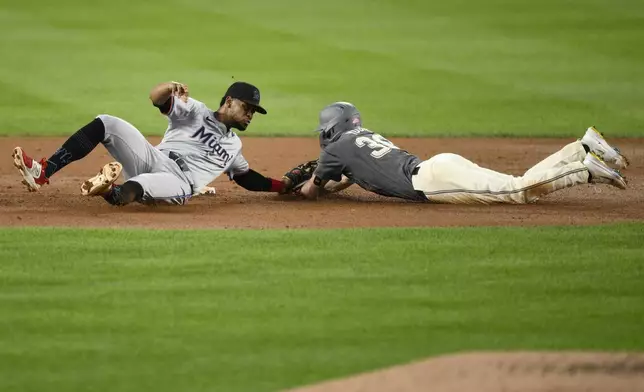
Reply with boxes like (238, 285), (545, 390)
(1, 137), (642, 229)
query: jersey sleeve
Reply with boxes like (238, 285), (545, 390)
(166, 97), (208, 123)
(226, 153), (250, 179)
(314, 147), (344, 182)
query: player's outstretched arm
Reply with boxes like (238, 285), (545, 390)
(299, 175), (351, 200)
(232, 169), (288, 193)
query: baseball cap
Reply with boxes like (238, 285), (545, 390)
(223, 81), (267, 115)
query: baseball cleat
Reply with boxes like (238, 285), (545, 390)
(581, 126), (629, 169)
(198, 186), (216, 196)
(81, 162), (123, 196)
(12, 147), (49, 192)
(583, 152), (627, 190)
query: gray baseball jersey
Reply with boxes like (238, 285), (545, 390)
(314, 128), (424, 201)
(156, 97), (249, 192)
(97, 96), (248, 205)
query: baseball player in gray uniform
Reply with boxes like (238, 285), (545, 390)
(12, 81), (291, 205)
(296, 102), (629, 204)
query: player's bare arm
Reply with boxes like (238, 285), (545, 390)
(294, 175), (350, 200)
(324, 175), (353, 193)
(149, 81), (189, 106)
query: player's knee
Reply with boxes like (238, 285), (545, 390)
(121, 181), (144, 204)
(103, 181), (144, 206)
(96, 114), (128, 138)
(96, 114), (116, 127)
(79, 118), (106, 145)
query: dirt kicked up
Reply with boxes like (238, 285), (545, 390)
(1, 137), (643, 229)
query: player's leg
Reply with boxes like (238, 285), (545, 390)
(523, 141), (587, 177)
(524, 127), (629, 177)
(82, 132), (193, 206)
(516, 130), (628, 194)
(101, 180), (145, 206)
(103, 172), (192, 206)
(12, 114), (157, 191)
(412, 153), (587, 204)
(12, 117), (108, 191)
(96, 114), (166, 180)
(412, 151), (624, 204)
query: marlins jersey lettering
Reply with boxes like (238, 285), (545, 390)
(155, 97), (249, 193)
(314, 128), (424, 201)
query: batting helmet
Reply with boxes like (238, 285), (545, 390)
(315, 102), (362, 148)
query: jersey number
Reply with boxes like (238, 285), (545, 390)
(355, 134), (399, 158)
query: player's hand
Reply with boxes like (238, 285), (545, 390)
(282, 159), (318, 194)
(280, 177), (294, 194)
(169, 81), (189, 103)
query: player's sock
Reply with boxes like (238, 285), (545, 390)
(581, 144), (592, 183)
(44, 118), (106, 178)
(581, 143), (591, 154)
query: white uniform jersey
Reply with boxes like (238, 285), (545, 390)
(155, 97), (249, 193)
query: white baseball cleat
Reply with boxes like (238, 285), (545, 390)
(581, 126), (629, 169)
(12, 147), (49, 192)
(81, 162), (123, 196)
(583, 152), (627, 190)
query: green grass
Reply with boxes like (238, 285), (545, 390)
(0, 0), (643, 137)
(0, 224), (642, 391)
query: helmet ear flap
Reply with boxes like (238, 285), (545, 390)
(319, 125), (335, 149)
(319, 130), (328, 149)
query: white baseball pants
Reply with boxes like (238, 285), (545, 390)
(98, 114), (193, 205)
(411, 141), (590, 204)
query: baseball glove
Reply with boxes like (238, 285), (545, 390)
(282, 159), (318, 193)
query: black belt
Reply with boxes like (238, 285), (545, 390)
(168, 151), (190, 173)
(168, 151), (195, 195)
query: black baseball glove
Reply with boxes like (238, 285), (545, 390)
(282, 159), (318, 193)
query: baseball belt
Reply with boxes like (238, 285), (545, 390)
(168, 151), (195, 195)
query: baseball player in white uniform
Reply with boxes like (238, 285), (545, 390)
(12, 81), (291, 205)
(296, 102), (629, 204)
